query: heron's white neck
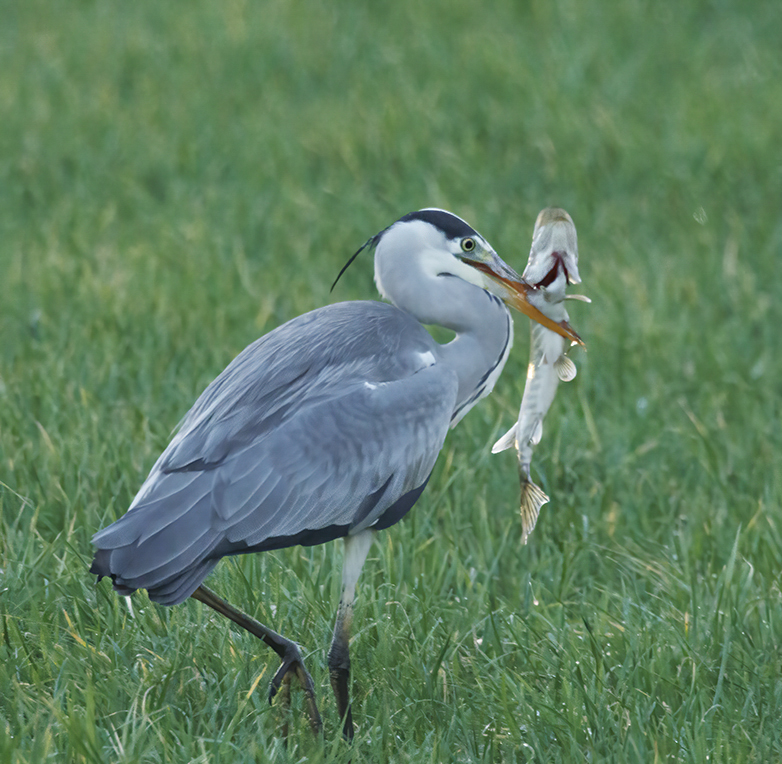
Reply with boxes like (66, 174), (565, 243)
(375, 233), (513, 423)
(435, 283), (514, 426)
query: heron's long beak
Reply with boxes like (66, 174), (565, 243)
(472, 255), (585, 347)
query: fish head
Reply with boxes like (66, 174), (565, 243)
(522, 208), (582, 294)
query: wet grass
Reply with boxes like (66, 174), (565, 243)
(1, 0), (781, 761)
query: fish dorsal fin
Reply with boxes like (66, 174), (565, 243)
(492, 424), (516, 454)
(555, 355), (577, 382)
(530, 418), (543, 445)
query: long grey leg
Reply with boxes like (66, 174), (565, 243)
(327, 530), (373, 740)
(279, 672), (292, 741)
(191, 584), (323, 736)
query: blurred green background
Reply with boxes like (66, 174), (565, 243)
(1, 0), (781, 761)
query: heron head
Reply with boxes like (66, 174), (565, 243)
(396, 209), (585, 345)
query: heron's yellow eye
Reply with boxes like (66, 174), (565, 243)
(461, 237), (476, 253)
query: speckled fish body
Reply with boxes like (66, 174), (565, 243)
(492, 208), (588, 542)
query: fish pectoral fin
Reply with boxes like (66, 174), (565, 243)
(555, 355), (577, 382)
(491, 425), (516, 454)
(530, 418), (543, 445)
(520, 479), (549, 544)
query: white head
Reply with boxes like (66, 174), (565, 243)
(374, 209), (500, 315)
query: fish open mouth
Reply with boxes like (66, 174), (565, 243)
(535, 253), (568, 288)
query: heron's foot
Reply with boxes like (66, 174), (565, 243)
(268, 642), (323, 735)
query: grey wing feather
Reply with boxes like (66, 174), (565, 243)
(92, 301), (457, 605)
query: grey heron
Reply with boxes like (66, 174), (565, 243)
(90, 208), (583, 739)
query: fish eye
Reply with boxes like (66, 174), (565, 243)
(461, 237), (476, 253)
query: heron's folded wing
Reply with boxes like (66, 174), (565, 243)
(91, 364), (458, 603)
(218, 365), (459, 546)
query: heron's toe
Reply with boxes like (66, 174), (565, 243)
(267, 644), (322, 734)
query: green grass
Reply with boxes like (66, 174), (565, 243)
(2, 0), (781, 761)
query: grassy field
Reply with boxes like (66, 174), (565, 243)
(1, 0), (781, 761)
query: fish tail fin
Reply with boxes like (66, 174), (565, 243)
(519, 478), (549, 544)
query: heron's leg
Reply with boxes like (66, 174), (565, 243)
(279, 672), (292, 742)
(191, 585), (322, 736)
(327, 530), (374, 740)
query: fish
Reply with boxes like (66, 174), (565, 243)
(492, 208), (590, 543)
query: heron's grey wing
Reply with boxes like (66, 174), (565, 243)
(212, 365), (456, 552)
(92, 301), (457, 605)
(93, 367), (457, 605)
